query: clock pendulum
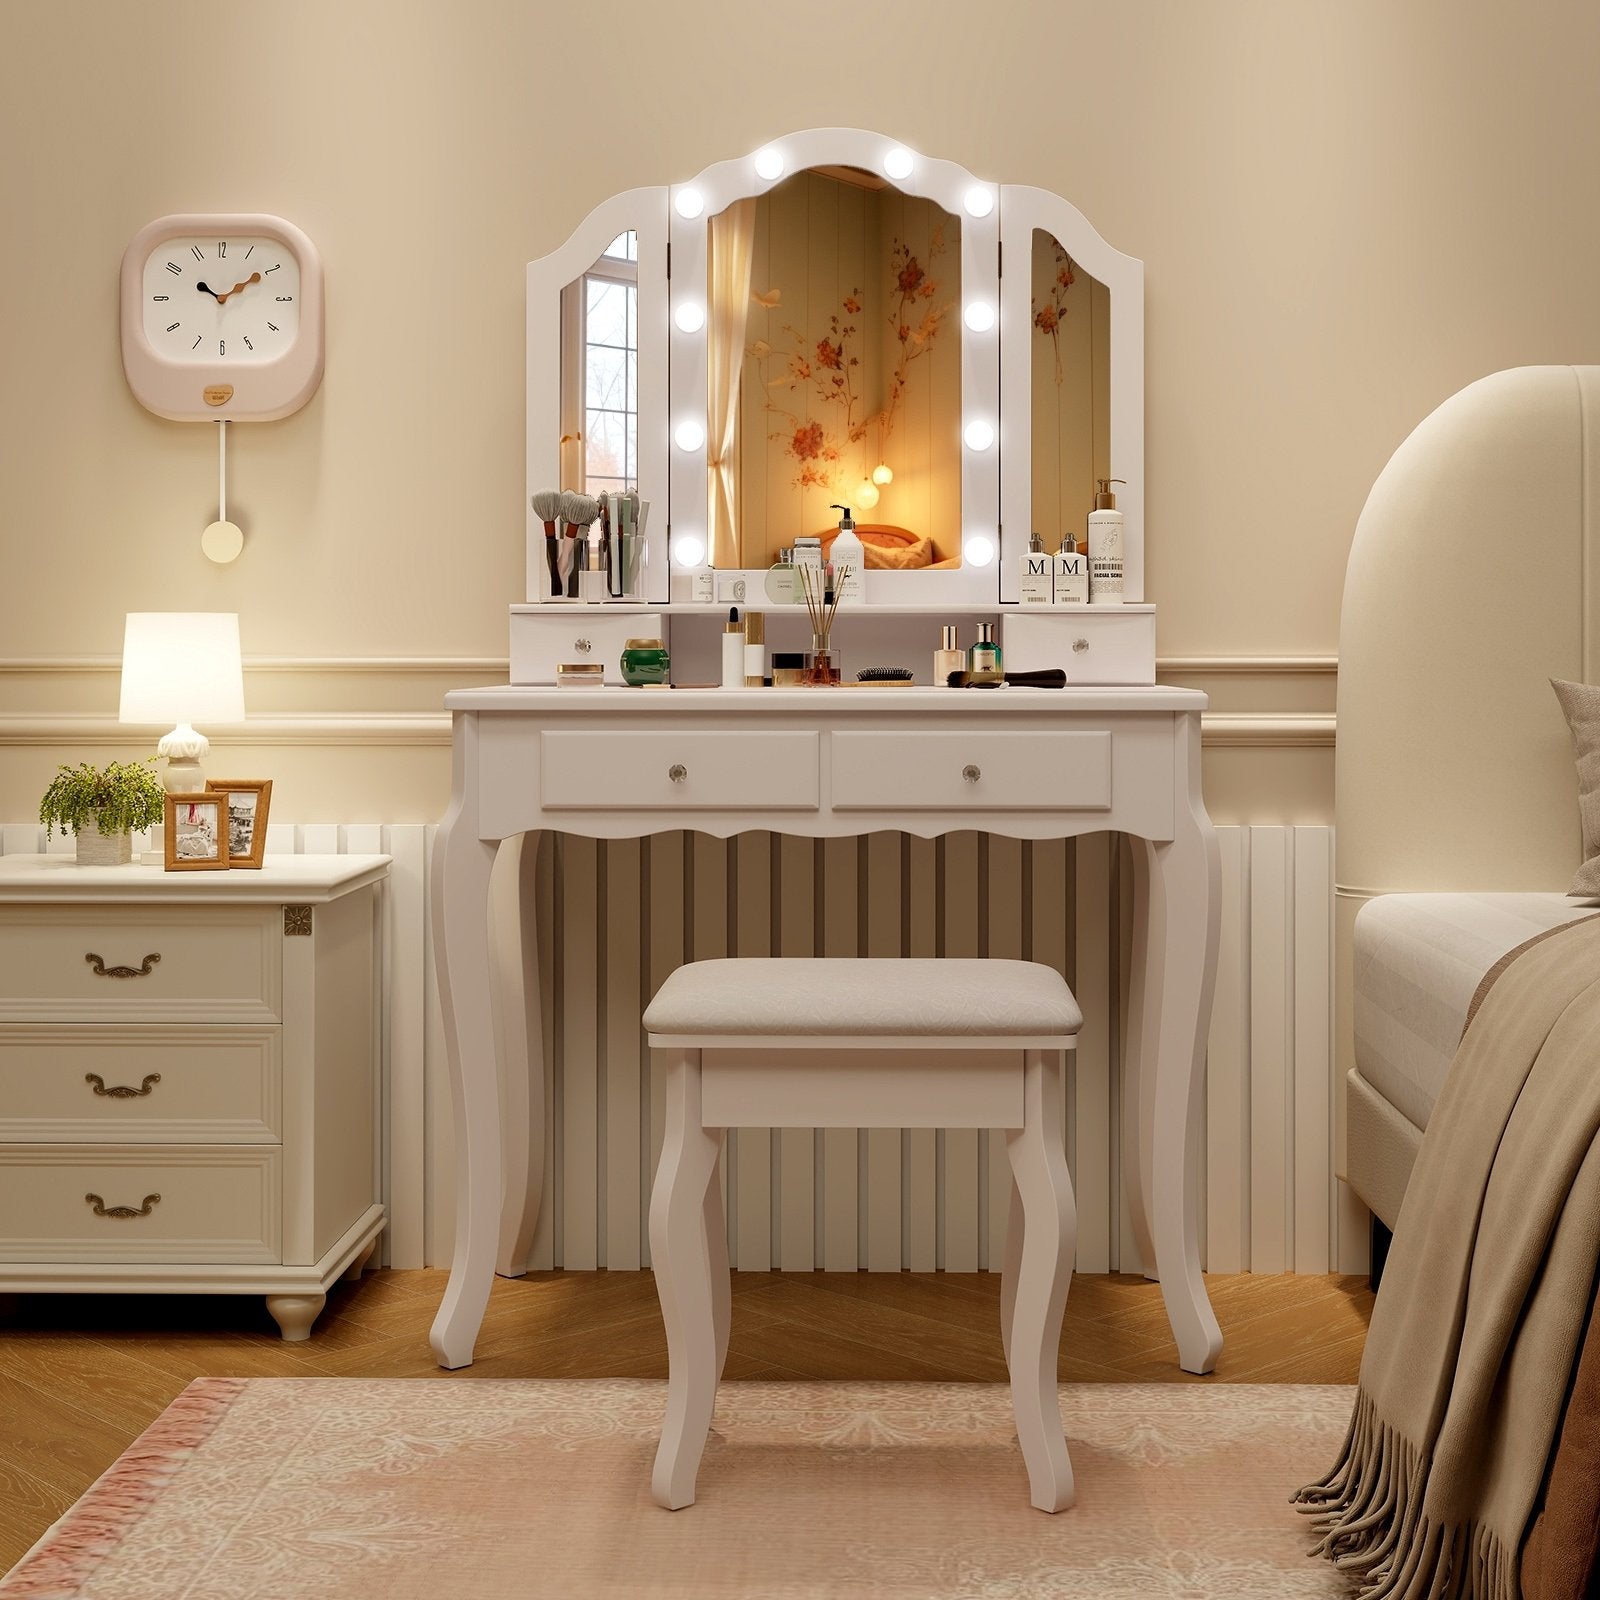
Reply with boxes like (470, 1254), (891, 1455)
(202, 419), (245, 564)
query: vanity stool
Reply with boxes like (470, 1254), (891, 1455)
(643, 956), (1082, 1514)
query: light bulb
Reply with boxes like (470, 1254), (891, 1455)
(854, 480), (880, 511)
(674, 419), (705, 452)
(673, 534), (706, 569)
(673, 187), (705, 219)
(963, 534), (996, 567)
(871, 463), (893, 486)
(673, 301), (706, 334)
(963, 185), (995, 218)
(754, 145), (784, 180)
(883, 145), (915, 181)
(963, 419), (995, 452)
(963, 301), (996, 333)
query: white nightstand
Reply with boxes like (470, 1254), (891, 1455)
(0, 854), (388, 1340)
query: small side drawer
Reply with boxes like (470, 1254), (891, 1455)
(0, 1145), (280, 1264)
(510, 612), (669, 685)
(0, 906), (279, 1023)
(0, 1027), (280, 1143)
(1002, 610), (1156, 685)
(831, 731), (1111, 812)
(540, 730), (821, 811)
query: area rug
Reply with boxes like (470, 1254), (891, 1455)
(1, 1378), (1356, 1598)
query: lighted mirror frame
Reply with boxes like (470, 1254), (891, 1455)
(668, 127), (1000, 603)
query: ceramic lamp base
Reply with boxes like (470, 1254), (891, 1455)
(157, 724), (210, 794)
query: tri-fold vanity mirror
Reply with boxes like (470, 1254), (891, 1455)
(525, 128), (1144, 609)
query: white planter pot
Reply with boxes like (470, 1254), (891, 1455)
(75, 821), (133, 867)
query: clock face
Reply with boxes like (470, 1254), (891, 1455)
(140, 234), (302, 364)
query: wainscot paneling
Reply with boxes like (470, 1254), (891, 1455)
(0, 822), (1362, 1277)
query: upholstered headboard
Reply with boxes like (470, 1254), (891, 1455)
(1334, 364), (1600, 1155)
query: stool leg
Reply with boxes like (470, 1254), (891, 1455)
(649, 1048), (725, 1510)
(1004, 1049), (1076, 1513)
(704, 1154), (731, 1381)
(1000, 1173), (1022, 1370)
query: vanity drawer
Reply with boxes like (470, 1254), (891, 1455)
(831, 731), (1111, 811)
(0, 1145), (280, 1263)
(0, 1027), (280, 1143)
(0, 907), (279, 1023)
(511, 611), (669, 685)
(1002, 610), (1156, 685)
(540, 731), (821, 811)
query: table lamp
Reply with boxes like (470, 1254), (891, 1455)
(119, 612), (246, 795)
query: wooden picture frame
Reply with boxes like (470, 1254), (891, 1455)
(206, 778), (272, 869)
(163, 793), (228, 871)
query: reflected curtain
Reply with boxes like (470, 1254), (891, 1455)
(707, 199), (756, 568)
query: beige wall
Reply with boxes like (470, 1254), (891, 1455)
(4, 0), (1597, 821)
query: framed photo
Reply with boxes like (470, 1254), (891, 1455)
(163, 794), (228, 871)
(206, 778), (272, 869)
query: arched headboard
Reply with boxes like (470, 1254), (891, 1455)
(1335, 364), (1599, 1156)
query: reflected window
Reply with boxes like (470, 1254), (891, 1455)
(572, 231), (638, 496)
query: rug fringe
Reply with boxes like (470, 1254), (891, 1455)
(0, 1377), (244, 1599)
(1295, 1389), (1517, 1600)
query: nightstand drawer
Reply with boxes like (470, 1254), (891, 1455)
(0, 1145), (280, 1264)
(539, 730), (821, 810)
(0, 1027), (280, 1143)
(830, 731), (1112, 811)
(0, 906), (279, 1022)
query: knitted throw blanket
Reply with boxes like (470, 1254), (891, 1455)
(1297, 913), (1600, 1600)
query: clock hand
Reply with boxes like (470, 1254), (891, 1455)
(195, 281), (221, 300)
(214, 272), (262, 305)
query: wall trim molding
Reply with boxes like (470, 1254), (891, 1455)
(0, 652), (1337, 679)
(0, 710), (1334, 750)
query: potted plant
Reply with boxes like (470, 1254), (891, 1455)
(39, 760), (166, 866)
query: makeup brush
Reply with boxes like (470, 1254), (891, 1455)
(560, 492), (600, 599)
(532, 489), (564, 596)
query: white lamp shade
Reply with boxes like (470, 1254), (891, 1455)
(119, 613), (246, 726)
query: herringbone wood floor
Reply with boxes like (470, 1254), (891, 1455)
(0, 1268), (1372, 1571)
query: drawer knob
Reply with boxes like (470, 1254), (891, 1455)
(84, 1192), (161, 1219)
(668, 763), (688, 784)
(1073, 638), (1090, 654)
(85, 952), (161, 979)
(574, 637), (593, 654)
(85, 1072), (161, 1099)
(963, 764), (982, 784)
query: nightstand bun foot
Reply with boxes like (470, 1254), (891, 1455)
(343, 1241), (378, 1283)
(266, 1292), (327, 1342)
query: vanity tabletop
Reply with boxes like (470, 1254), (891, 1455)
(0, 854), (391, 903)
(446, 685), (1207, 714)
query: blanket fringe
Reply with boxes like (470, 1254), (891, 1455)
(1294, 1390), (1518, 1600)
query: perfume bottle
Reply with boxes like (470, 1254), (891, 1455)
(967, 622), (1003, 685)
(934, 624), (964, 686)
(764, 547), (796, 604)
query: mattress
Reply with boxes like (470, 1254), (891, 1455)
(1352, 892), (1592, 1132)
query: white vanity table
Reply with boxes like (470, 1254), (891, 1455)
(430, 127), (1223, 1378)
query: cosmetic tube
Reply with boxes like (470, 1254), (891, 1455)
(721, 607), (746, 688)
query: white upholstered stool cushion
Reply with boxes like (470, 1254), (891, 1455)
(643, 957), (1082, 1041)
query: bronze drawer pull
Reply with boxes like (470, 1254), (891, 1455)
(85, 952), (161, 979)
(84, 1192), (161, 1219)
(85, 1072), (161, 1099)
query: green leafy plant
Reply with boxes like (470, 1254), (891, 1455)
(39, 760), (166, 841)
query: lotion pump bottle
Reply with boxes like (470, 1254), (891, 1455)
(1019, 532), (1053, 606)
(828, 504), (864, 605)
(1087, 478), (1127, 604)
(721, 608), (746, 688)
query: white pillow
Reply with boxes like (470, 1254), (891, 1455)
(1551, 678), (1600, 898)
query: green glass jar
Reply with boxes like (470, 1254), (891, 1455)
(620, 637), (670, 687)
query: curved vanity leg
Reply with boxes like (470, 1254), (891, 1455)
(1000, 1169), (1023, 1371)
(496, 831), (546, 1278)
(704, 1139), (731, 1381)
(429, 712), (506, 1370)
(1146, 713), (1224, 1375)
(1123, 842), (1159, 1279)
(267, 1292), (326, 1342)
(1004, 1050), (1076, 1513)
(650, 1049), (725, 1509)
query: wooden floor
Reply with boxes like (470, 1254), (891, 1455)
(0, 1268), (1372, 1571)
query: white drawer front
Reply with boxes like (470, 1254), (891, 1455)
(1002, 611), (1156, 685)
(0, 1145), (280, 1263)
(0, 1027), (279, 1143)
(511, 612), (669, 686)
(831, 731), (1112, 812)
(540, 730), (821, 811)
(0, 906), (279, 1023)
